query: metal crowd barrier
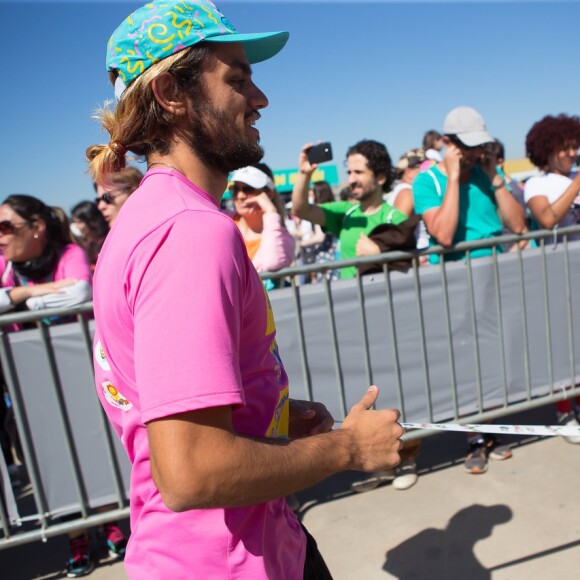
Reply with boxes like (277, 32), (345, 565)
(262, 225), (580, 435)
(1, 226), (580, 549)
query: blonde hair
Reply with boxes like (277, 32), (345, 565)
(86, 44), (212, 185)
(93, 166), (144, 193)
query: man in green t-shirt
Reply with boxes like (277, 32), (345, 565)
(291, 140), (407, 279)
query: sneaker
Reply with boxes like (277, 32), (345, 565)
(102, 523), (127, 559)
(66, 537), (94, 578)
(557, 412), (580, 444)
(465, 438), (489, 474)
(487, 436), (513, 460)
(393, 460), (418, 490)
(350, 469), (395, 493)
(465, 433), (512, 474)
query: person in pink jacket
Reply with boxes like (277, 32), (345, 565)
(230, 164), (295, 288)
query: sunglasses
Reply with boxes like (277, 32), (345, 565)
(229, 184), (261, 197)
(447, 135), (484, 152)
(0, 220), (30, 235)
(95, 187), (129, 205)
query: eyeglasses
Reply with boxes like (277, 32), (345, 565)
(229, 184), (261, 197)
(0, 220), (30, 235)
(95, 187), (129, 205)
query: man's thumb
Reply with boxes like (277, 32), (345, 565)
(358, 385), (379, 409)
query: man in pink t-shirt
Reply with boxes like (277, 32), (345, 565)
(86, 2), (403, 578)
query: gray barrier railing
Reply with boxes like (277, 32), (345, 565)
(1, 226), (580, 549)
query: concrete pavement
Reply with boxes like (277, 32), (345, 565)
(3, 405), (580, 579)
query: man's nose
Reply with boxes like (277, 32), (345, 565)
(248, 81), (269, 110)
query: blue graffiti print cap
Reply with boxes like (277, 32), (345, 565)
(107, 0), (289, 86)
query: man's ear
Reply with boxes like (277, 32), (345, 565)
(151, 73), (187, 116)
(376, 173), (387, 186)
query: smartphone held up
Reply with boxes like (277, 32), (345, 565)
(306, 142), (333, 165)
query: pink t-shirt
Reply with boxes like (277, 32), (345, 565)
(92, 168), (305, 579)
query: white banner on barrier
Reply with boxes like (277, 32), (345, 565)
(401, 422), (578, 437)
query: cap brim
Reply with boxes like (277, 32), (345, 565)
(206, 31), (289, 64)
(458, 131), (494, 147)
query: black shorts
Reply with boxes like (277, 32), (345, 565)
(302, 523), (333, 580)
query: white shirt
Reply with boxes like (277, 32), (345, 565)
(524, 172), (577, 229)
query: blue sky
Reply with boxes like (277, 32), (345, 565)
(1, 0), (579, 210)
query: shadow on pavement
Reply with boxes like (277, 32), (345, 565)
(382, 503), (512, 580)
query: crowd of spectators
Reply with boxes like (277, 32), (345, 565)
(1, 107), (580, 575)
(0, 169), (141, 576)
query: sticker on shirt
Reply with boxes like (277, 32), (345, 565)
(102, 381), (133, 412)
(94, 340), (111, 371)
(266, 385), (289, 439)
(270, 339), (284, 384)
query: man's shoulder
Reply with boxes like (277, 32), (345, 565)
(105, 194), (240, 270)
(321, 200), (357, 213)
(413, 167), (443, 200)
(149, 207), (240, 247)
(414, 166), (442, 186)
(379, 201), (407, 223)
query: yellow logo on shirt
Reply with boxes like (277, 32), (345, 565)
(266, 385), (289, 439)
(262, 281), (276, 336)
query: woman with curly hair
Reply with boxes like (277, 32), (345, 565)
(524, 114), (580, 239)
(525, 114), (580, 443)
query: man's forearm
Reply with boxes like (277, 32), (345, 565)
(291, 170), (313, 218)
(495, 187), (526, 233)
(149, 392), (402, 512)
(426, 179), (460, 246)
(152, 427), (353, 511)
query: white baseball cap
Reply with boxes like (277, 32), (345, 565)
(230, 166), (275, 190)
(443, 106), (494, 147)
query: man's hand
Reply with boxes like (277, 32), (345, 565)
(298, 143), (318, 175)
(443, 142), (462, 181)
(289, 399), (334, 438)
(479, 149), (499, 181)
(291, 143), (327, 226)
(356, 233), (380, 257)
(340, 386), (403, 472)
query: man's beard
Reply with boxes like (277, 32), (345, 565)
(186, 101), (264, 174)
(352, 187), (378, 203)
